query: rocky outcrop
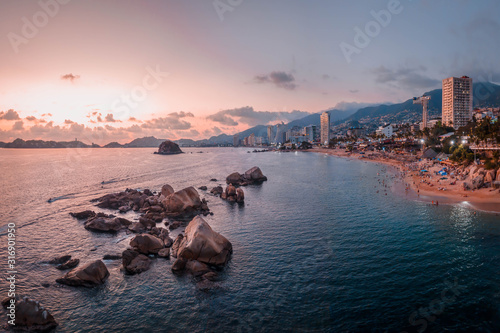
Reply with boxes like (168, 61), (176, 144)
(225, 166), (267, 186)
(93, 185), (210, 219)
(56, 260), (109, 287)
(122, 249), (151, 275)
(162, 187), (209, 217)
(155, 140), (183, 155)
(84, 214), (132, 233)
(175, 216), (232, 266)
(6, 297), (58, 331)
(130, 234), (164, 255)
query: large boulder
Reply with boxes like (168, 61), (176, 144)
(226, 172), (242, 185)
(162, 187), (206, 216)
(122, 249), (151, 274)
(84, 215), (132, 233)
(176, 216), (232, 266)
(161, 184), (174, 197)
(56, 260), (109, 287)
(236, 188), (245, 203)
(7, 297), (57, 331)
(244, 166), (267, 182)
(462, 181), (472, 191)
(226, 167), (267, 186)
(471, 175), (484, 190)
(485, 170), (496, 183)
(155, 140), (183, 155)
(130, 234), (164, 254)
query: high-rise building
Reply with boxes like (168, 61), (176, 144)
(274, 123), (287, 144)
(233, 134), (239, 147)
(248, 133), (256, 146)
(442, 76), (473, 129)
(304, 125), (317, 142)
(267, 125), (274, 144)
(320, 112), (330, 145)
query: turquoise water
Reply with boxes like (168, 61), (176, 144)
(0, 148), (499, 332)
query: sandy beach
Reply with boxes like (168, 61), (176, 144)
(310, 148), (500, 213)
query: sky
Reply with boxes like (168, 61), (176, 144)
(0, 0), (499, 144)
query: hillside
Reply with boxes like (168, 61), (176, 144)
(346, 82), (500, 124)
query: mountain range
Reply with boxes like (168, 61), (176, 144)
(2, 82), (499, 148)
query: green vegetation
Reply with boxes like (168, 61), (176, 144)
(471, 118), (500, 145)
(449, 145), (474, 163)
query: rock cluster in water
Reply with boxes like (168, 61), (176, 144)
(92, 185), (210, 219)
(20, 171), (257, 328)
(226, 166), (267, 186)
(154, 140), (183, 155)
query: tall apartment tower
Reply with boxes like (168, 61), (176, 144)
(320, 112), (330, 145)
(267, 125), (274, 144)
(442, 76), (473, 129)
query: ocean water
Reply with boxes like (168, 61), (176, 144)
(0, 147), (499, 332)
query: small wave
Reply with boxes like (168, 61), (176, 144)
(47, 193), (76, 203)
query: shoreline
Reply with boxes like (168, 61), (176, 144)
(309, 148), (500, 214)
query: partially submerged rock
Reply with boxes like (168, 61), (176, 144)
(225, 166), (267, 186)
(122, 249), (151, 275)
(155, 140), (183, 155)
(130, 234), (164, 255)
(56, 259), (79, 270)
(70, 210), (96, 219)
(48, 255), (72, 265)
(7, 297), (58, 331)
(84, 215), (132, 233)
(210, 186), (223, 196)
(158, 248), (170, 259)
(56, 260), (109, 287)
(175, 216), (232, 266)
(221, 185), (244, 203)
(103, 254), (122, 260)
